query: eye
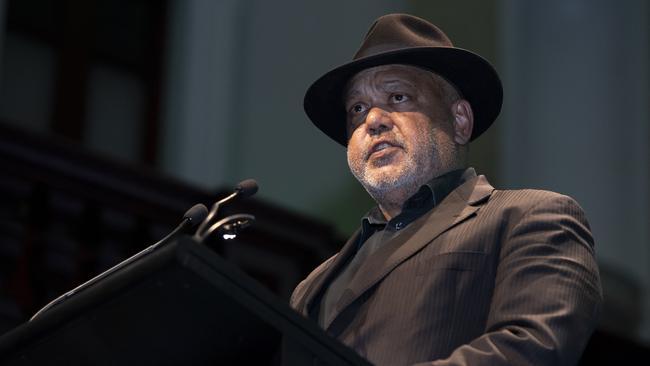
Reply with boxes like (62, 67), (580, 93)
(348, 103), (368, 115)
(390, 93), (409, 103)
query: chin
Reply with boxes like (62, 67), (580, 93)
(364, 168), (418, 191)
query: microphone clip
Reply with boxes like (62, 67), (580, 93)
(193, 179), (258, 244)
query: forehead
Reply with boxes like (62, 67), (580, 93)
(344, 64), (435, 98)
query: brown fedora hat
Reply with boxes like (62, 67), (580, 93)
(303, 13), (503, 146)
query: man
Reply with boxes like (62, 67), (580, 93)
(290, 13), (602, 366)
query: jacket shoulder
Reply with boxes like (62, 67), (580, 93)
(490, 188), (586, 213)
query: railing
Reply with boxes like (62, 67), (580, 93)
(0, 123), (341, 335)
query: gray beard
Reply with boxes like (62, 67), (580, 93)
(351, 157), (422, 205)
(347, 132), (460, 210)
(348, 140), (436, 209)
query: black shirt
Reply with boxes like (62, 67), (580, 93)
(318, 167), (476, 327)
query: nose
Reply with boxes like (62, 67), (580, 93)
(365, 107), (393, 136)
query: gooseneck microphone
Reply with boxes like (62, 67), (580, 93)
(194, 179), (258, 241)
(30, 203), (209, 321)
(154, 203), (208, 247)
(185, 203), (210, 226)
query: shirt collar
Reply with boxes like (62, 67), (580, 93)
(361, 167), (476, 229)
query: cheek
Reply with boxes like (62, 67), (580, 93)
(400, 117), (434, 145)
(408, 113), (453, 142)
(346, 134), (365, 163)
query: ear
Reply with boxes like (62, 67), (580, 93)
(451, 99), (473, 145)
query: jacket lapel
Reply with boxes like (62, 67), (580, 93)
(325, 175), (494, 330)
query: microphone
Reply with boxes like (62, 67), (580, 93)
(30, 203), (209, 321)
(185, 203), (210, 226)
(154, 203), (208, 246)
(235, 179), (258, 198)
(194, 179), (258, 239)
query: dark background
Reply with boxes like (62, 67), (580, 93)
(0, 0), (648, 362)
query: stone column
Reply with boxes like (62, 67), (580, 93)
(159, 0), (242, 187)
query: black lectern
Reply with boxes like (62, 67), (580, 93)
(0, 236), (371, 366)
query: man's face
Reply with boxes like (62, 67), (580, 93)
(344, 64), (459, 198)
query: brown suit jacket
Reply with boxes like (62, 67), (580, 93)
(290, 175), (602, 366)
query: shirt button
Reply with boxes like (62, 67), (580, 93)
(395, 222), (404, 230)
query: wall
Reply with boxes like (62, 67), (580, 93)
(160, 0), (411, 235)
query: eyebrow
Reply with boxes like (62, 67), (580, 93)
(344, 79), (415, 102)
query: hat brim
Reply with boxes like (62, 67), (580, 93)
(303, 46), (503, 147)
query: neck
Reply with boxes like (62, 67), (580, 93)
(373, 182), (421, 221)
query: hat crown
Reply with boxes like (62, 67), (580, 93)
(354, 14), (454, 60)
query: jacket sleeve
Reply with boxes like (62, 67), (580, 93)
(416, 194), (603, 366)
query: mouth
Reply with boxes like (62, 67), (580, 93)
(366, 140), (403, 160)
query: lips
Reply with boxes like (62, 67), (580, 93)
(366, 140), (402, 160)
